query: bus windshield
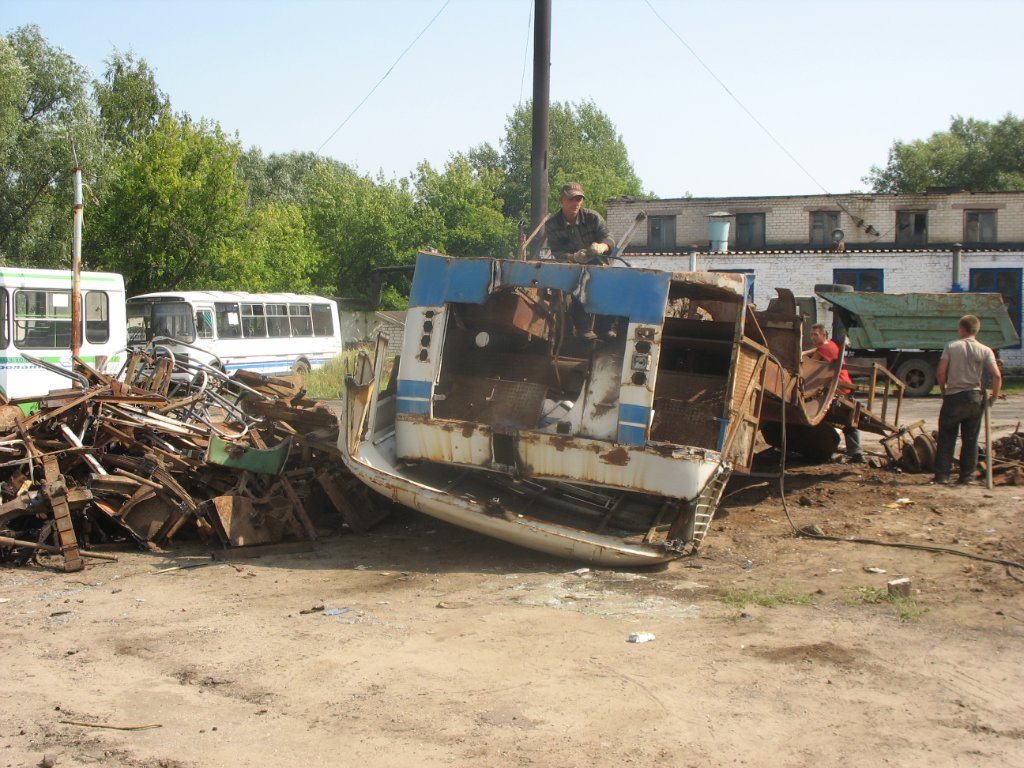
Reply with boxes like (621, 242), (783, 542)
(127, 299), (196, 343)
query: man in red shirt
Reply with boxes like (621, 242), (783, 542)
(809, 323), (863, 462)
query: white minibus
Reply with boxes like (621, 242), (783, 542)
(0, 267), (127, 401)
(126, 291), (342, 377)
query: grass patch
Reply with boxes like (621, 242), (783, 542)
(304, 346), (395, 400)
(851, 586), (927, 622)
(719, 587), (813, 610)
(1001, 376), (1024, 395)
(305, 352), (354, 399)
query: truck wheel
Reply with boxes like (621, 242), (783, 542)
(895, 358), (936, 397)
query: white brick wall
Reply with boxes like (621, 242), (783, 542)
(608, 191), (1024, 247)
(624, 250), (1023, 370)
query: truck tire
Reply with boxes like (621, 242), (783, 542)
(895, 358), (936, 397)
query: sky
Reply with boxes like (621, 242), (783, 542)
(3, 0), (1022, 199)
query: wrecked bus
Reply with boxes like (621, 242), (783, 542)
(340, 252), (846, 565)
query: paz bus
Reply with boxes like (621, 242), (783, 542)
(126, 291), (342, 377)
(0, 267), (127, 400)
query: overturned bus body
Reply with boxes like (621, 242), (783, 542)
(341, 252), (842, 565)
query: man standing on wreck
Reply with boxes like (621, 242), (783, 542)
(544, 182), (617, 339)
(544, 182), (615, 264)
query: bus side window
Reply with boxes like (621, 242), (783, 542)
(312, 304), (334, 336)
(289, 303), (312, 336)
(0, 289), (8, 349)
(14, 289), (72, 349)
(195, 309), (214, 339)
(216, 303), (242, 339)
(267, 303), (289, 337)
(242, 303), (267, 338)
(85, 291), (110, 343)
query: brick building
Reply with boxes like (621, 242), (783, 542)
(606, 191), (1023, 370)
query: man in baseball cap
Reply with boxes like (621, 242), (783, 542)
(543, 182), (618, 340)
(544, 182), (615, 265)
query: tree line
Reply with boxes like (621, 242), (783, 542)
(0, 26), (644, 306)
(3, 26), (1022, 306)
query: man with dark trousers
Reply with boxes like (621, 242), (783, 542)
(933, 314), (1002, 485)
(544, 182), (617, 340)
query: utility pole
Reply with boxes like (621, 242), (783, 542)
(528, 0), (550, 261)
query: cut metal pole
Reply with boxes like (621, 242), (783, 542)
(528, 0), (550, 261)
(71, 167), (83, 363)
(984, 392), (993, 490)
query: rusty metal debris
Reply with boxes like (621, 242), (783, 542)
(0, 352), (389, 572)
(985, 430), (1024, 485)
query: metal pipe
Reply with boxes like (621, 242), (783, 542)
(528, 0), (551, 261)
(609, 211), (647, 263)
(951, 242), (963, 292)
(72, 167), (83, 361)
(0, 535), (118, 561)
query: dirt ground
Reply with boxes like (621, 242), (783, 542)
(2, 395), (1023, 768)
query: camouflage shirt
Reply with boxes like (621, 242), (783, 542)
(544, 208), (615, 262)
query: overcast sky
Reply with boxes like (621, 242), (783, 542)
(4, 0), (1021, 199)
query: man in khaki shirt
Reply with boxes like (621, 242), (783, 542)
(933, 314), (1002, 485)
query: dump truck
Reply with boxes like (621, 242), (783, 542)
(812, 287), (1019, 396)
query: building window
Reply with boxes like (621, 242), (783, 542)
(648, 216), (676, 249)
(735, 213), (765, 249)
(896, 211), (928, 246)
(810, 211), (841, 248)
(833, 268), (883, 292)
(970, 267), (1021, 349)
(964, 210), (997, 243)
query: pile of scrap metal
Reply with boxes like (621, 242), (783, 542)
(985, 430), (1024, 485)
(0, 352), (387, 572)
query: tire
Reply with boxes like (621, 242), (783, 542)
(895, 358), (936, 397)
(913, 434), (936, 473)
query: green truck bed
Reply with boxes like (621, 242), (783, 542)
(817, 291), (1020, 351)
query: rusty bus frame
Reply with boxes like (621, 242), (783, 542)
(340, 252), (845, 565)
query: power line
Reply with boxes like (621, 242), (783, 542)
(516, 0), (532, 105)
(642, 0), (875, 232)
(315, 0), (451, 155)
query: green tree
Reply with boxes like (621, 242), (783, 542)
(238, 149), (336, 209)
(94, 50), (168, 147)
(413, 154), (517, 258)
(0, 26), (103, 267)
(305, 165), (430, 308)
(865, 114), (1024, 193)
(499, 100), (645, 224)
(222, 202), (323, 293)
(90, 113), (248, 294)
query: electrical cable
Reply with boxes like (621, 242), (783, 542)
(518, 0), (533, 105)
(765, 353), (1024, 573)
(642, 0), (880, 237)
(315, 0), (451, 155)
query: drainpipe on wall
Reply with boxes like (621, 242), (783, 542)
(950, 242), (963, 292)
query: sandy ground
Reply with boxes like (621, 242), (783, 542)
(1, 395), (1023, 768)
